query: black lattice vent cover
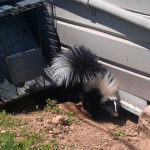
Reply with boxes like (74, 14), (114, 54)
(0, 0), (61, 103)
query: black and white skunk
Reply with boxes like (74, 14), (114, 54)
(50, 46), (120, 118)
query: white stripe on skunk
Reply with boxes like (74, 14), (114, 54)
(50, 46), (120, 117)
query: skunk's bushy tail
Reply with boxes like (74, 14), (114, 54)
(50, 46), (105, 87)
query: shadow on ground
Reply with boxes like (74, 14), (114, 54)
(1, 87), (138, 126)
(0, 87), (141, 150)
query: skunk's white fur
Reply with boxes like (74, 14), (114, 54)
(50, 53), (73, 86)
(50, 45), (120, 117)
(85, 72), (118, 102)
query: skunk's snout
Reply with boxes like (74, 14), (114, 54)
(101, 99), (120, 117)
(111, 112), (119, 118)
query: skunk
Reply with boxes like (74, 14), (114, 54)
(50, 46), (120, 118)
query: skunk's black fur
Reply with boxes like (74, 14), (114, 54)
(50, 46), (120, 117)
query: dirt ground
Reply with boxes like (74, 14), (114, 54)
(1, 88), (148, 150)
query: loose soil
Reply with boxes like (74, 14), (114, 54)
(1, 88), (148, 150)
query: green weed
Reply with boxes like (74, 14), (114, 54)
(44, 99), (60, 114)
(0, 110), (57, 149)
(66, 111), (75, 125)
(69, 144), (76, 149)
(0, 110), (21, 129)
(19, 128), (41, 141)
(0, 131), (60, 150)
(0, 131), (33, 150)
(50, 139), (58, 149)
(38, 144), (52, 150)
(115, 129), (126, 137)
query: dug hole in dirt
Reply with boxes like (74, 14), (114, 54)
(1, 87), (149, 150)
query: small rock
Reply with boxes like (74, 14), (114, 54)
(57, 134), (64, 139)
(0, 130), (6, 133)
(138, 106), (150, 138)
(49, 130), (53, 134)
(52, 115), (68, 125)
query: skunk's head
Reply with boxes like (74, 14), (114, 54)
(100, 95), (120, 117)
(85, 72), (120, 117)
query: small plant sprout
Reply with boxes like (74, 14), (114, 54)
(66, 111), (75, 125)
(44, 98), (60, 114)
(50, 139), (58, 149)
(115, 129), (126, 137)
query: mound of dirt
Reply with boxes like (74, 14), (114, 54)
(2, 89), (148, 150)
(13, 101), (145, 150)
